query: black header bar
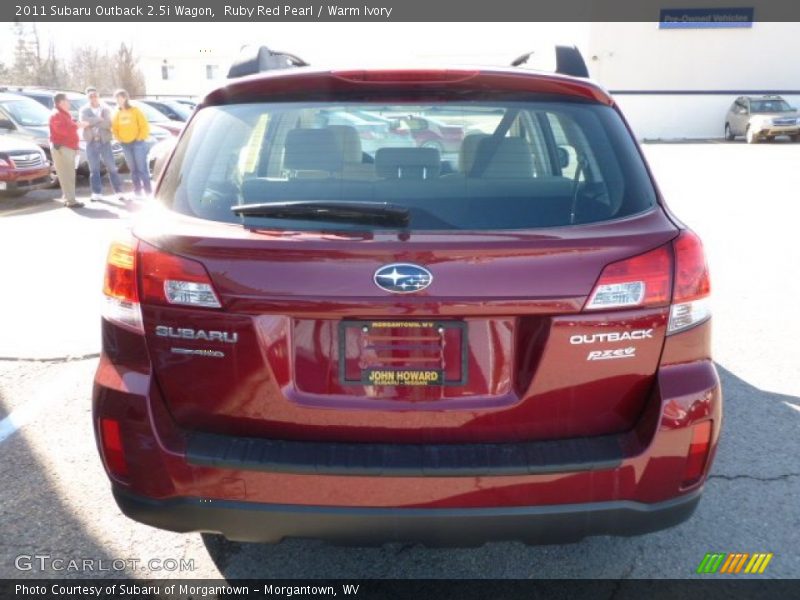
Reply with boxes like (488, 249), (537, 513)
(3, 0), (800, 22)
(3, 579), (800, 600)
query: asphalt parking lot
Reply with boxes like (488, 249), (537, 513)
(0, 141), (798, 580)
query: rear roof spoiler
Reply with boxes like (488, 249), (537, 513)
(511, 46), (589, 78)
(226, 44), (588, 79)
(227, 45), (309, 78)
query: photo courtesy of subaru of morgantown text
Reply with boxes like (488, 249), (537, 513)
(93, 45), (720, 546)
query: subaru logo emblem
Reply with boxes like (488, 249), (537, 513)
(374, 263), (433, 294)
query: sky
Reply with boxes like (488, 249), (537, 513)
(1, 22), (592, 69)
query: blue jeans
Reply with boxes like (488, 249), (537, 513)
(86, 140), (123, 195)
(121, 141), (152, 195)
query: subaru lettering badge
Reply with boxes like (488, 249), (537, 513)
(374, 263), (433, 293)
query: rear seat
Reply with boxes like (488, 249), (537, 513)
(375, 147), (441, 180)
(457, 133), (489, 174)
(471, 137), (534, 178)
(328, 125), (376, 180)
(240, 128), (610, 226)
(283, 128), (343, 179)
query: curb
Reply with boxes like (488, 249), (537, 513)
(0, 352), (101, 363)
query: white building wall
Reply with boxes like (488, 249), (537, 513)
(135, 22), (800, 139)
(140, 51), (234, 98)
(587, 22), (800, 139)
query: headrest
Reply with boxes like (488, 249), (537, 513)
(458, 133), (490, 173)
(284, 129), (343, 172)
(374, 147), (441, 179)
(327, 125), (363, 163)
(472, 137), (534, 178)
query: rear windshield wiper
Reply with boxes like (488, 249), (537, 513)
(231, 201), (410, 227)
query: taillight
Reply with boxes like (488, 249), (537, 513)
(138, 241), (221, 308)
(682, 420), (712, 487)
(585, 231), (711, 333)
(668, 231), (711, 334)
(585, 245), (672, 310)
(100, 418), (128, 478)
(102, 235), (143, 334)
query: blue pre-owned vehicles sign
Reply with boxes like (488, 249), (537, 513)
(659, 8), (754, 28)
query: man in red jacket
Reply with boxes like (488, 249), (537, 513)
(49, 92), (83, 208)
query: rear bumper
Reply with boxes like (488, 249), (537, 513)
(113, 486), (702, 545)
(94, 320), (721, 545)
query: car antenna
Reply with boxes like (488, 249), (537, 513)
(510, 51), (534, 67)
(511, 46), (589, 78)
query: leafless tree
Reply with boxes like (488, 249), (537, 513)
(7, 25), (146, 96)
(11, 23), (39, 85)
(11, 23), (68, 88)
(69, 45), (113, 93)
(112, 43), (146, 96)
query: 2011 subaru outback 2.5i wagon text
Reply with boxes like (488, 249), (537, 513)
(94, 46), (720, 546)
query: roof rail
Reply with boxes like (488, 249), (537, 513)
(511, 45), (589, 78)
(227, 45), (309, 78)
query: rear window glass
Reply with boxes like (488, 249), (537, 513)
(159, 100), (656, 231)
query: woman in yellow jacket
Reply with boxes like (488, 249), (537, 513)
(111, 89), (152, 197)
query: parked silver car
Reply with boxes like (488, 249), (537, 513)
(725, 95), (800, 143)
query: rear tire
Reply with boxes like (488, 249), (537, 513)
(724, 123), (734, 141)
(790, 134), (800, 143)
(746, 127), (759, 144)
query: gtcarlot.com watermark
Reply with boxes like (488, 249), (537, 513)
(14, 554), (196, 573)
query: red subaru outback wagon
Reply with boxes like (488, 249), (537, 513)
(94, 47), (720, 545)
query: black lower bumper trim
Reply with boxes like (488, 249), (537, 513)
(186, 430), (626, 477)
(113, 487), (701, 546)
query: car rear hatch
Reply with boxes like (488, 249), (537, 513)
(132, 68), (678, 445)
(135, 208), (677, 444)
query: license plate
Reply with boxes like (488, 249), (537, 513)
(338, 320), (467, 387)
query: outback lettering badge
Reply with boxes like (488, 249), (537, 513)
(155, 326), (238, 344)
(569, 329), (654, 344)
